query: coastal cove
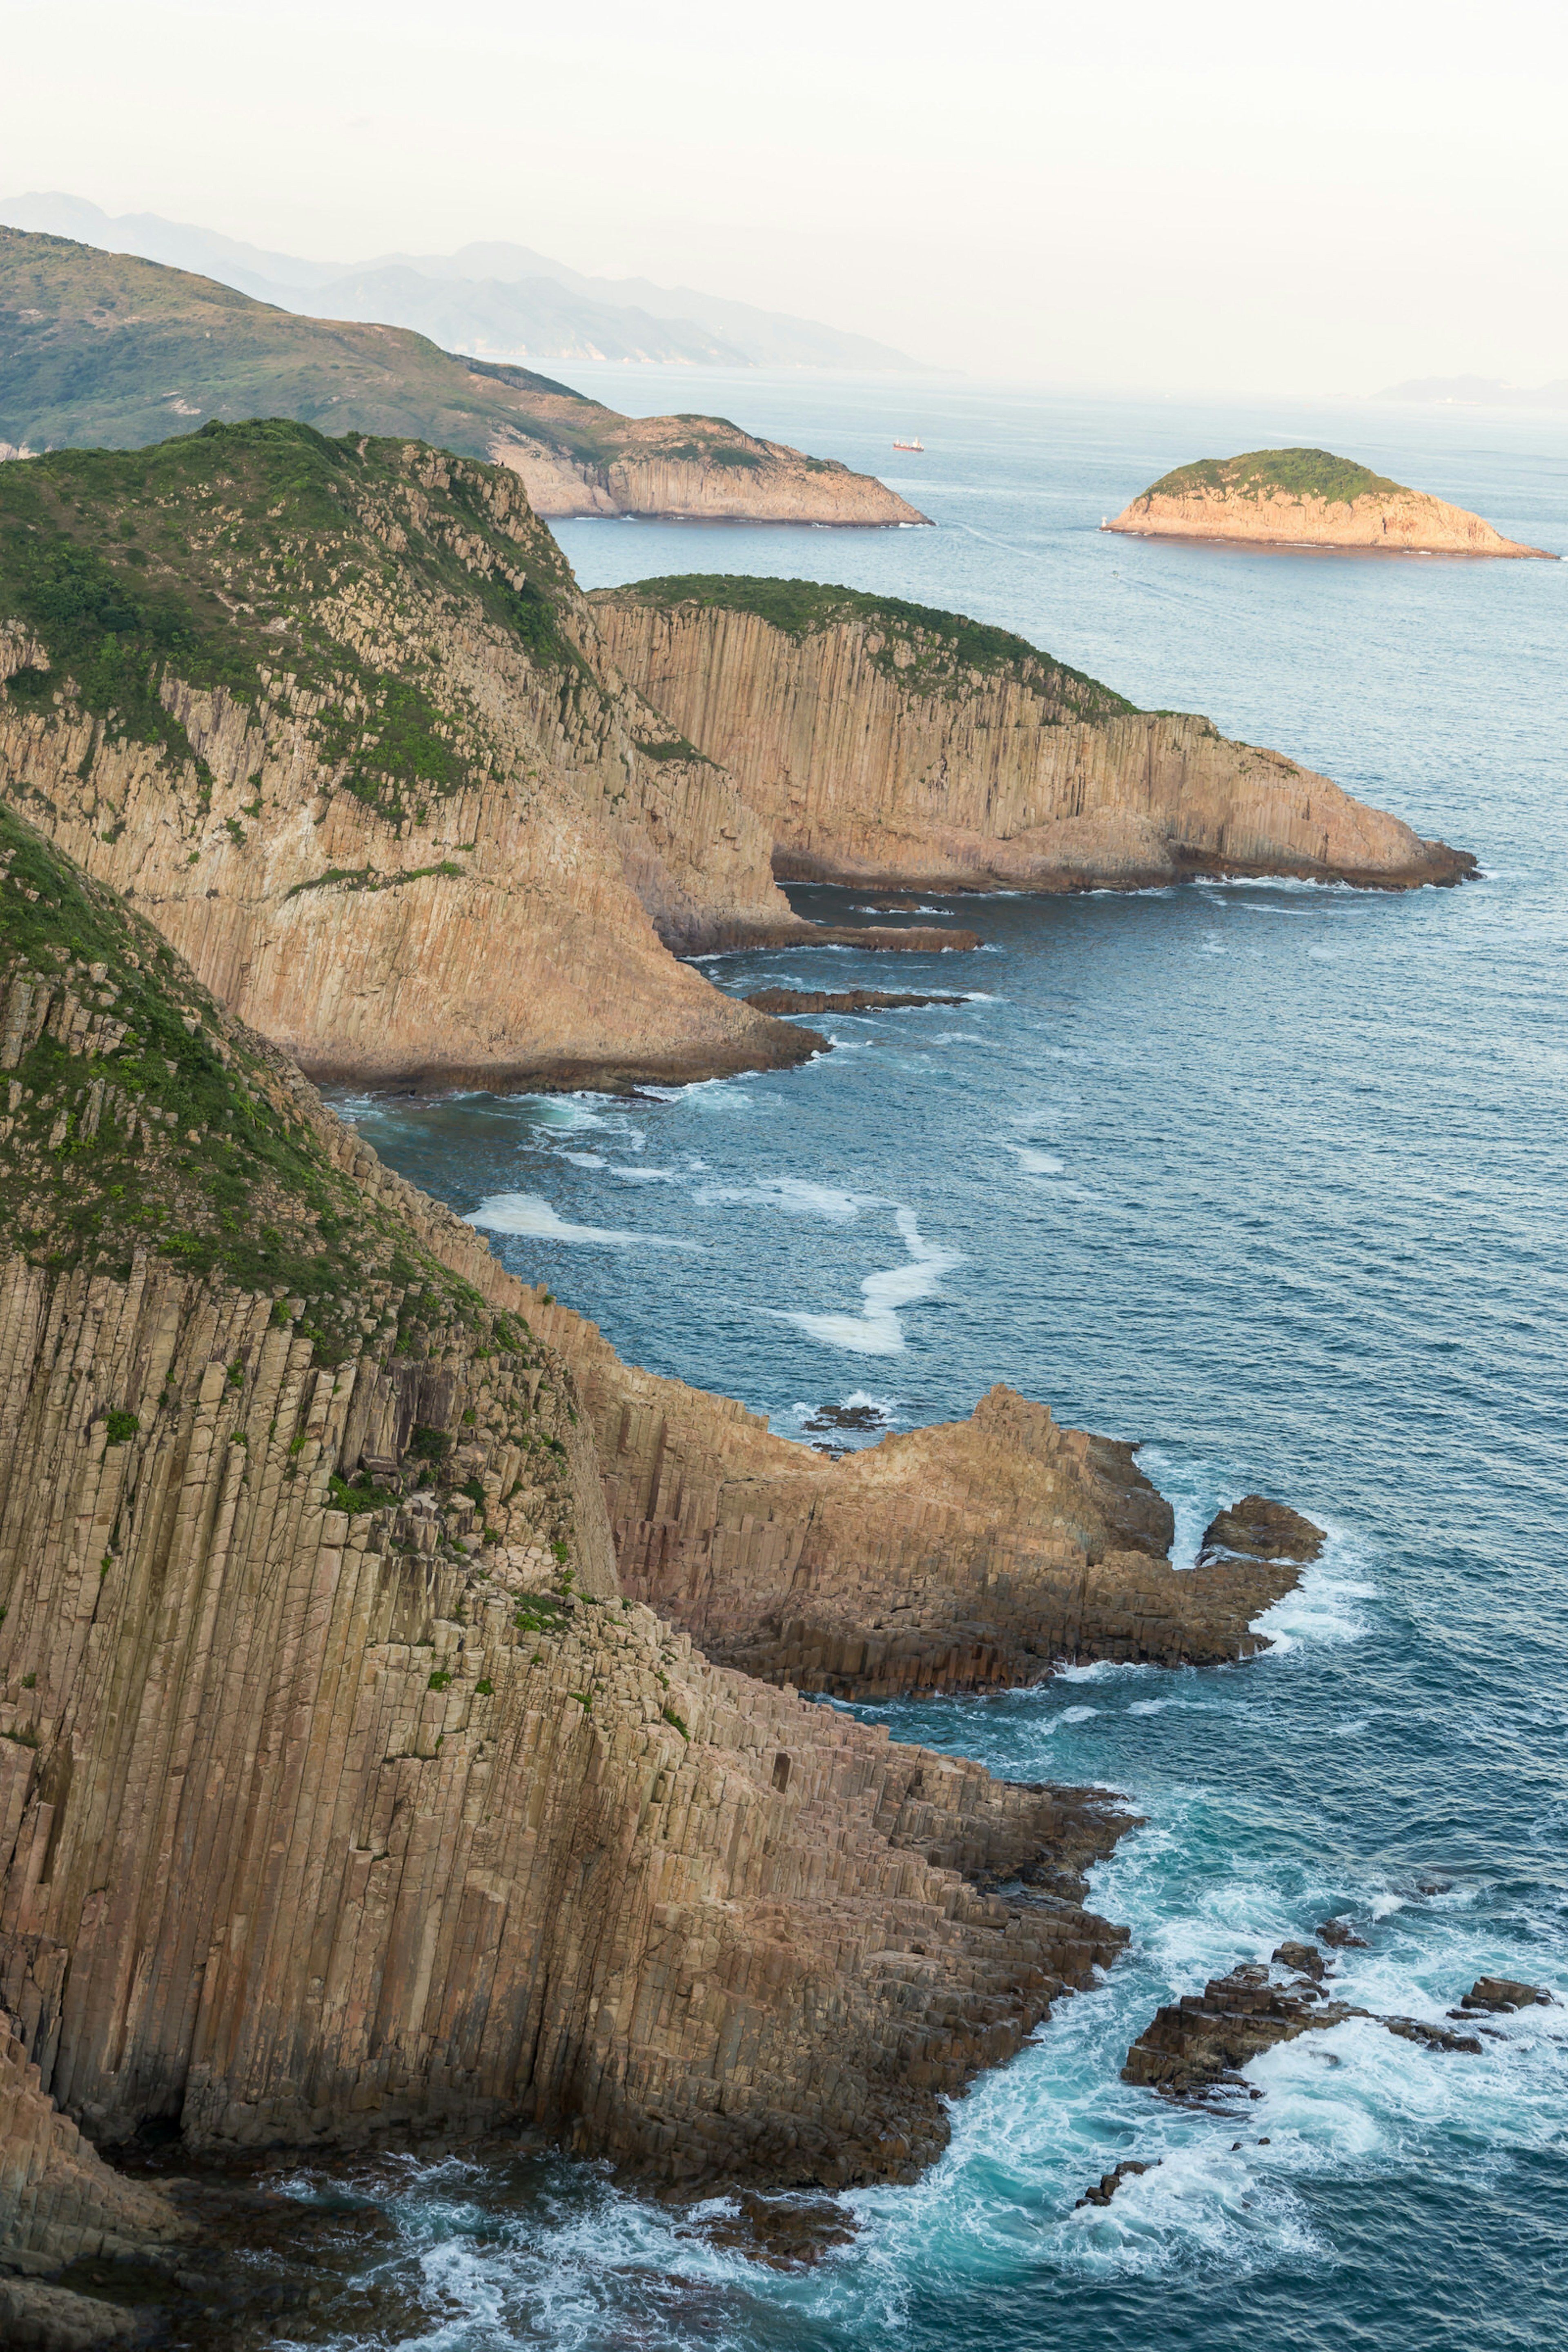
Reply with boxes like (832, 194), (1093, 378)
(314, 381), (1568, 2352)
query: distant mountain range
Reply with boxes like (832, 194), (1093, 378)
(0, 193), (923, 374)
(1375, 374), (1568, 410)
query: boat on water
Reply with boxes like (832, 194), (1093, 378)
(893, 436), (924, 452)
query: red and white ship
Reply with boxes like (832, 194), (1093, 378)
(892, 436), (924, 452)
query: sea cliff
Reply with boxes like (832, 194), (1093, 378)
(1106, 446), (1555, 558)
(0, 423), (956, 1098)
(0, 808), (1138, 2340)
(591, 577), (1476, 892)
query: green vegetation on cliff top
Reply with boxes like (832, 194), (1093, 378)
(595, 576), (1138, 717)
(1140, 448), (1405, 508)
(0, 415), (585, 824)
(0, 228), (786, 478)
(0, 800), (496, 1355)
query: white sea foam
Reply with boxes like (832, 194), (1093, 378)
(558, 1150), (606, 1169)
(467, 1194), (701, 1250)
(694, 1176), (884, 1221)
(1011, 1146), (1065, 1174)
(783, 1208), (963, 1354)
(1248, 1542), (1376, 1653)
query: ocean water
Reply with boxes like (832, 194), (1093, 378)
(297, 377), (1568, 2352)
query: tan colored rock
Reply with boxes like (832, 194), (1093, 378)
(591, 584), (1474, 893)
(489, 400), (928, 526)
(0, 431), (955, 1098)
(0, 863), (1131, 2192)
(514, 1291), (1325, 1695)
(1105, 447), (1554, 558)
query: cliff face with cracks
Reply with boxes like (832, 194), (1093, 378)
(514, 1292), (1326, 1699)
(0, 423), (962, 1099)
(591, 578), (1475, 892)
(0, 809), (1135, 2346)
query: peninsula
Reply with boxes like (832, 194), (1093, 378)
(592, 576), (1477, 893)
(0, 228), (923, 526)
(1104, 446), (1554, 558)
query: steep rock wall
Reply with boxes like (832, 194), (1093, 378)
(0, 840), (1133, 2255)
(0, 1249), (1128, 2187)
(591, 591), (1474, 891)
(0, 428), (870, 1093)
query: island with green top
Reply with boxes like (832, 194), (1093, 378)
(1105, 446), (1554, 557)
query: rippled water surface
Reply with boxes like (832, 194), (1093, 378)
(307, 378), (1568, 2351)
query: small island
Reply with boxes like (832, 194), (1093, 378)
(1105, 446), (1555, 558)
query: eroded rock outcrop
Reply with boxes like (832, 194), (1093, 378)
(0, 801), (1135, 2334)
(509, 1293), (1327, 1696)
(1106, 447), (1554, 559)
(1122, 1957), (1480, 2105)
(591, 578), (1475, 892)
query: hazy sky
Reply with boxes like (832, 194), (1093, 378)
(9, 0), (1566, 393)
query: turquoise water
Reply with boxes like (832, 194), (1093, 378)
(305, 377), (1568, 2350)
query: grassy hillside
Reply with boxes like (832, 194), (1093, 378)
(0, 227), (599, 459)
(597, 575), (1138, 717)
(0, 414), (586, 826)
(1141, 448), (1405, 507)
(0, 229), (793, 479)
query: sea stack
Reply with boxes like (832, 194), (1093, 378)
(1105, 447), (1555, 558)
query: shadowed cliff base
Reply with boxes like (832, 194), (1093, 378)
(591, 577), (1477, 895)
(0, 808), (1142, 2352)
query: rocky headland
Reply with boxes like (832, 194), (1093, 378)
(590, 576), (1477, 893)
(1105, 446), (1555, 559)
(0, 422), (963, 1098)
(503, 1292), (1327, 1699)
(0, 806), (1145, 2338)
(482, 376), (927, 525)
(0, 229), (922, 530)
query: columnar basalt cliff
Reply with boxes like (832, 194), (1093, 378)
(511, 1292), (1325, 1698)
(1105, 446), (1555, 559)
(590, 578), (1476, 892)
(0, 811), (1137, 2343)
(0, 229), (924, 530)
(0, 424), (964, 1097)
